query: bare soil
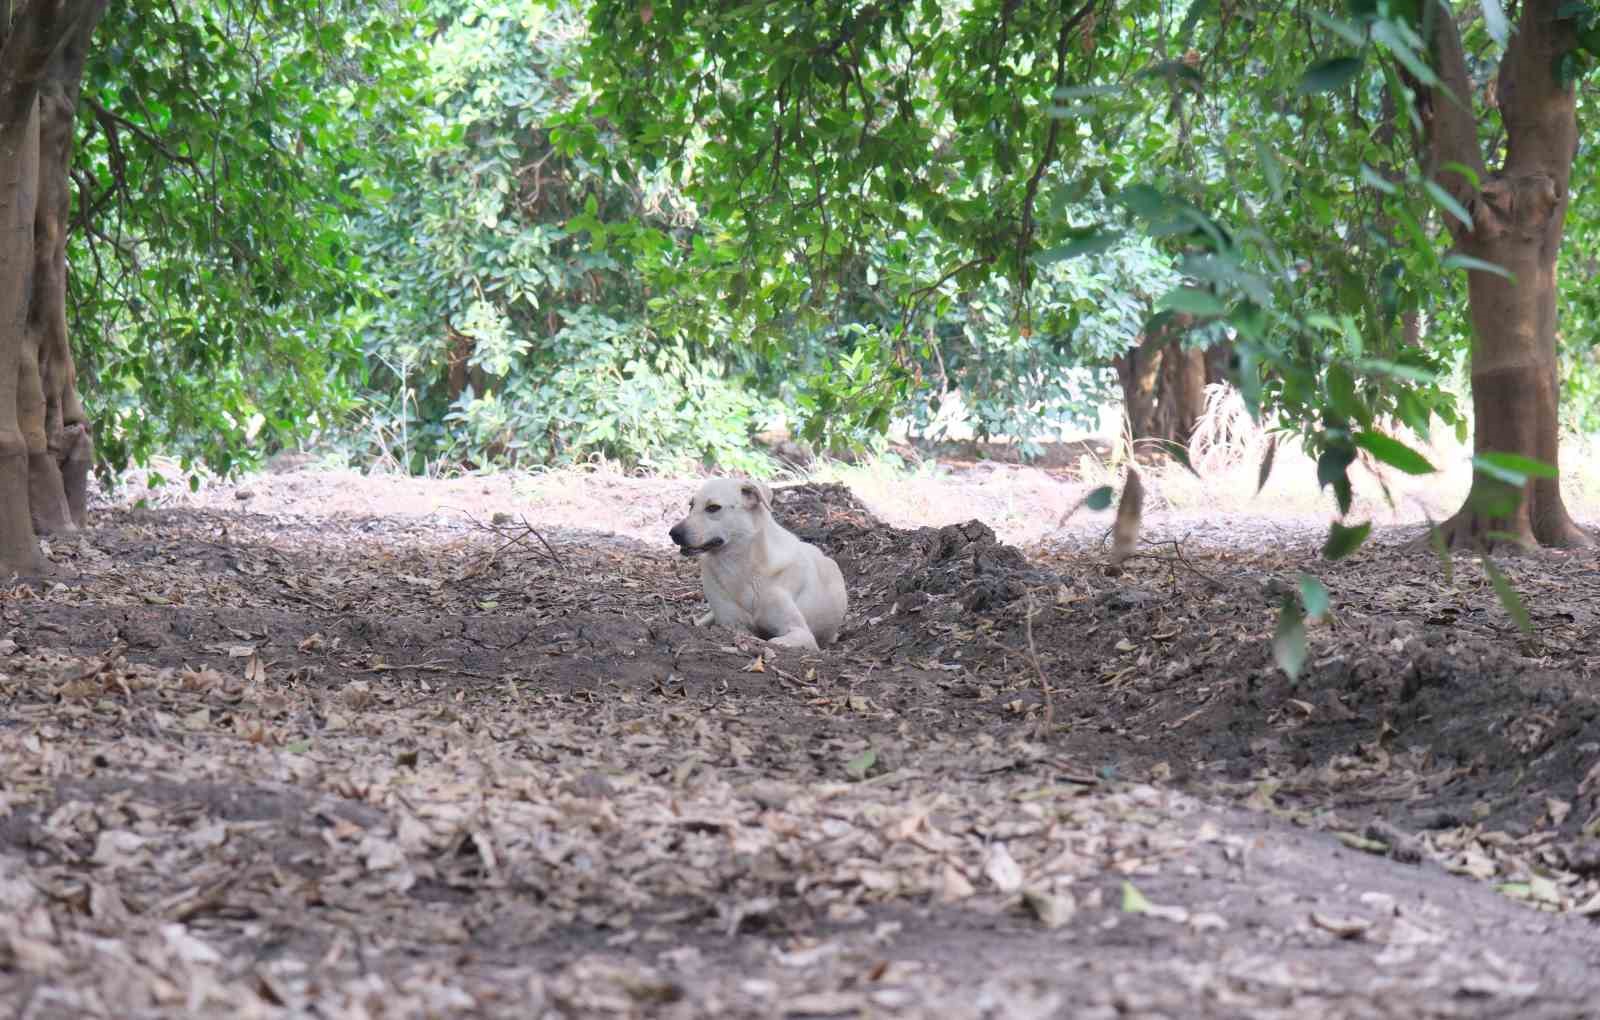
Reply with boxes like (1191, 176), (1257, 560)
(2, 466), (1599, 1019)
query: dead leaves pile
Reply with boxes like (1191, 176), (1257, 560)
(1, 491), (1599, 1017)
(3, 628), (1597, 1017)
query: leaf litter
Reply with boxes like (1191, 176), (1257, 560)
(0, 472), (1598, 1017)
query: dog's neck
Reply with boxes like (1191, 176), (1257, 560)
(701, 512), (774, 588)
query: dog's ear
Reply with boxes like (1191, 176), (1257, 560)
(740, 481), (771, 510)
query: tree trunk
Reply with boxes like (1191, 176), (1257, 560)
(1116, 314), (1207, 453)
(0, 93), (44, 574)
(1163, 341), (1206, 439)
(32, 68), (95, 532)
(1203, 341), (1233, 386)
(36, 35), (96, 530)
(1115, 329), (1165, 441)
(1425, 0), (1588, 549)
(0, 1), (108, 572)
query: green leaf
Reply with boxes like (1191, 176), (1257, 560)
(1474, 452), (1558, 485)
(1423, 179), (1473, 229)
(1157, 286), (1226, 316)
(1438, 160), (1482, 188)
(1298, 573), (1331, 621)
(1325, 363), (1362, 423)
(844, 747), (877, 780)
(1118, 184), (1177, 220)
(1274, 596), (1308, 682)
(1085, 485), (1115, 511)
(1372, 20), (1440, 86)
(1481, 0), (1512, 46)
(1357, 358), (1438, 384)
(1317, 444), (1355, 490)
(1049, 103), (1100, 119)
(1469, 479), (1523, 518)
(1256, 436), (1278, 494)
(1255, 139), (1285, 202)
(1052, 84), (1123, 100)
(1121, 881), (1153, 914)
(1353, 431), (1437, 474)
(1322, 520), (1372, 560)
(1483, 559), (1532, 635)
(1311, 10), (1368, 46)
(1160, 439), (1203, 478)
(1358, 162), (1398, 194)
(1297, 55), (1364, 94)
(1442, 253), (1514, 280)
(1427, 521), (1454, 586)
(1036, 230), (1123, 263)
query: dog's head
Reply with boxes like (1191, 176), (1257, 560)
(668, 478), (771, 557)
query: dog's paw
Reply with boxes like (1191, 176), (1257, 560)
(768, 630), (821, 652)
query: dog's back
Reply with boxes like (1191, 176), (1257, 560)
(671, 479), (849, 648)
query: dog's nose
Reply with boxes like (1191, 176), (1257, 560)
(668, 523), (686, 546)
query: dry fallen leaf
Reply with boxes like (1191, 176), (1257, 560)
(1023, 887), (1076, 929)
(984, 843), (1024, 893)
(1310, 911), (1373, 939)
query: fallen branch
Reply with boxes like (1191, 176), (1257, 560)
(1025, 589), (1055, 736)
(451, 508), (566, 569)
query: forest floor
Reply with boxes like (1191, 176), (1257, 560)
(2, 455), (1600, 1018)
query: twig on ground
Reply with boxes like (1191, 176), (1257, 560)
(1120, 539), (1228, 590)
(1025, 589), (1054, 736)
(450, 508), (566, 569)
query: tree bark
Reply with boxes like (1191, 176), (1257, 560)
(0, 1), (108, 572)
(30, 15), (98, 532)
(1424, 0), (1588, 549)
(1116, 314), (1208, 452)
(1164, 341), (1207, 438)
(0, 92), (44, 573)
(1116, 329), (1165, 441)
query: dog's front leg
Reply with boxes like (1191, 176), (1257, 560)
(759, 595), (821, 650)
(768, 628), (821, 651)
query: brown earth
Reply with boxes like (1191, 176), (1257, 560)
(1, 468), (1599, 1018)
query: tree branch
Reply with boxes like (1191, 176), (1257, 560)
(1017, 0), (1100, 287)
(1420, 0), (1485, 202)
(84, 95), (199, 170)
(1499, 0), (1578, 177)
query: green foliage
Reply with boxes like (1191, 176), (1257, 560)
(348, 0), (777, 473)
(1483, 559), (1533, 635)
(442, 308), (778, 473)
(574, 0), (1482, 467)
(72, 0), (423, 480)
(1273, 596), (1308, 682)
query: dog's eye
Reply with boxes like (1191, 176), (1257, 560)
(706, 504), (721, 514)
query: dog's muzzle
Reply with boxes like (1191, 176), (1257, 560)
(669, 524), (724, 557)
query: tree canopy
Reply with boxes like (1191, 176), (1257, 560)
(574, 0), (1599, 553)
(0, 0), (1595, 586)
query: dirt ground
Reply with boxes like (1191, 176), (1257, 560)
(3, 462), (1600, 1019)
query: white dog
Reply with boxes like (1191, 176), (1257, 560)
(668, 479), (847, 650)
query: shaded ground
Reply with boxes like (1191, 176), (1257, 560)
(2, 471), (1600, 1018)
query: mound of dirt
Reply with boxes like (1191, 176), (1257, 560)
(774, 482), (1059, 619)
(772, 482), (1600, 854)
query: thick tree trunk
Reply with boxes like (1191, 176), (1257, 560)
(1163, 341), (1206, 438)
(1202, 341), (1233, 386)
(1115, 315), (1208, 453)
(1115, 329), (1165, 441)
(0, 1), (109, 572)
(34, 63), (95, 531)
(0, 94), (44, 573)
(1425, 0), (1587, 549)
(1442, 176), (1585, 548)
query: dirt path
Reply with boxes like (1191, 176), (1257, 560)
(1, 470), (1598, 1018)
